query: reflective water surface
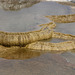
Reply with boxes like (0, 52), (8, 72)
(0, 1), (75, 75)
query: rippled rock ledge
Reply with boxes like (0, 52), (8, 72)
(0, 0), (40, 10)
(0, 14), (75, 52)
(58, 1), (75, 6)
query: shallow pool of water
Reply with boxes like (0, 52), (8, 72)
(0, 1), (74, 32)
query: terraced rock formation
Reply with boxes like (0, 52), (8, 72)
(0, 14), (75, 52)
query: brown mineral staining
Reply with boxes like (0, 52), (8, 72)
(46, 14), (75, 23)
(0, 46), (44, 59)
(0, 14), (75, 52)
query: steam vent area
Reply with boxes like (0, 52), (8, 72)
(0, 1), (75, 75)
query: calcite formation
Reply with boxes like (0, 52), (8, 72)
(46, 14), (75, 23)
(0, 0), (40, 10)
(58, 2), (75, 6)
(0, 22), (55, 46)
(0, 14), (75, 52)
